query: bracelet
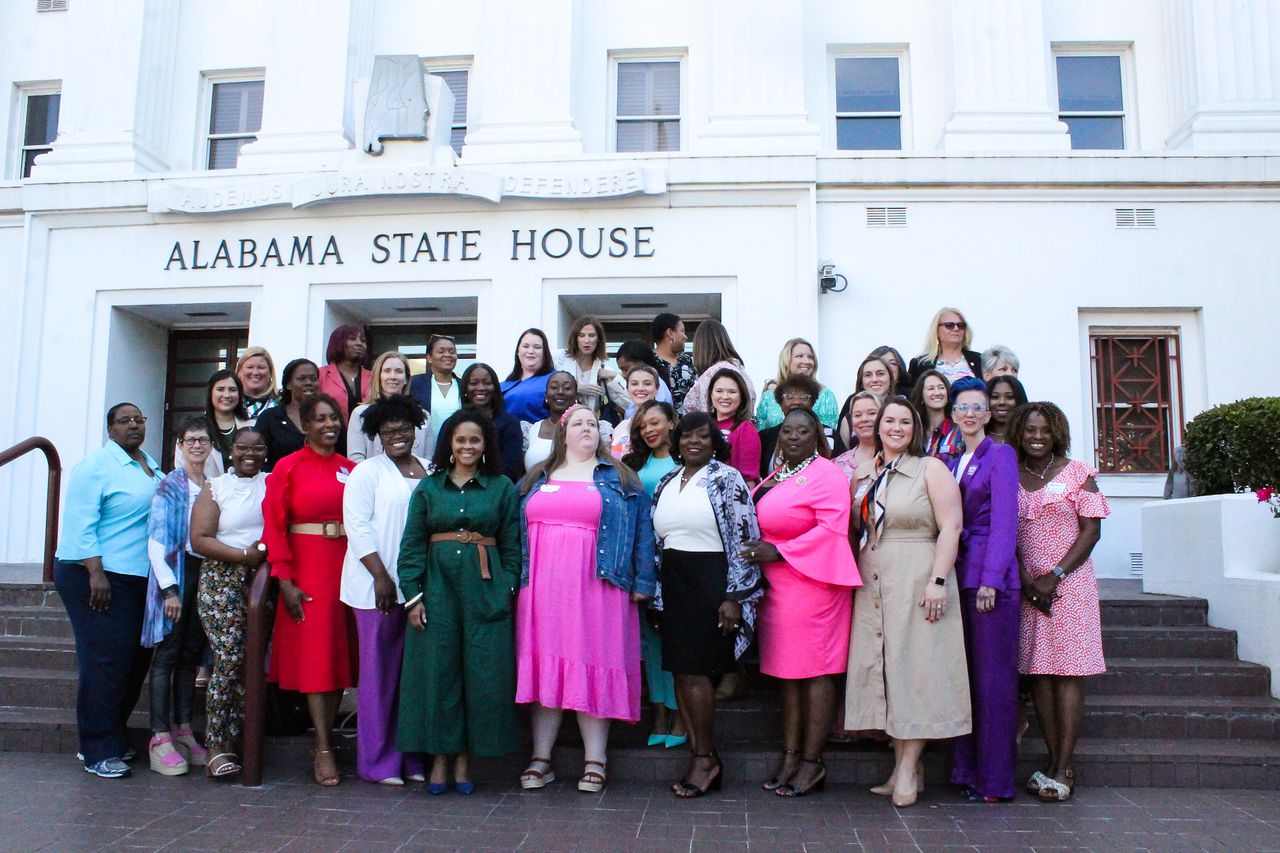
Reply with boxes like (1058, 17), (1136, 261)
(242, 547), (249, 563)
(404, 592), (424, 609)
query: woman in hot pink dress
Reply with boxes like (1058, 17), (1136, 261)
(514, 405), (656, 794)
(743, 408), (860, 797)
(1010, 402), (1109, 804)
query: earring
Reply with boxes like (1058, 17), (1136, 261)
(449, 454), (455, 464)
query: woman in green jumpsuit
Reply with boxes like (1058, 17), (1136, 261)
(396, 409), (522, 794)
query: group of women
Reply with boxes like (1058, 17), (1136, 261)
(55, 308), (1109, 807)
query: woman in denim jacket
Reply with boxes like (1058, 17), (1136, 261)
(514, 404), (656, 794)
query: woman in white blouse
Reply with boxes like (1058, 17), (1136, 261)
(340, 396), (430, 785)
(189, 426), (271, 779)
(347, 352), (433, 463)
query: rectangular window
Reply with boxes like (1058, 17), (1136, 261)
(1056, 54), (1126, 150)
(429, 69), (469, 156)
(834, 56), (902, 150)
(1089, 330), (1185, 474)
(19, 90), (60, 178)
(615, 59), (681, 153)
(206, 79), (264, 170)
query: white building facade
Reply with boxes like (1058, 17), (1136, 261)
(2, 0), (1279, 576)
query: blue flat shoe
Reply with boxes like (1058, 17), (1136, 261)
(647, 733), (667, 747)
(428, 781), (452, 795)
(664, 734), (688, 749)
(455, 780), (476, 795)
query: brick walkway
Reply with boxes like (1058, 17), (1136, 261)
(3, 749), (1278, 852)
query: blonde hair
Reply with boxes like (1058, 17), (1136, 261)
(520, 407), (640, 494)
(235, 347), (278, 399)
(366, 351), (413, 403)
(920, 307), (973, 363)
(774, 338), (822, 387)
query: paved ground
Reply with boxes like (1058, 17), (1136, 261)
(3, 749), (1278, 852)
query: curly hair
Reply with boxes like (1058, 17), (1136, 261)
(774, 373), (822, 406)
(622, 400), (677, 471)
(669, 411), (731, 465)
(431, 409), (502, 476)
(1006, 401), (1071, 462)
(359, 393), (426, 440)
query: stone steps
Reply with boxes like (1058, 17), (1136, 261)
(0, 579), (1275, 788)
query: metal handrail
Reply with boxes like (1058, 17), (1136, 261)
(0, 437), (62, 583)
(241, 561), (274, 787)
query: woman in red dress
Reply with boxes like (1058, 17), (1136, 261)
(262, 393), (356, 786)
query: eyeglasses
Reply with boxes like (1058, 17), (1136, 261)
(233, 443), (268, 453)
(939, 321), (968, 331)
(181, 436), (212, 447)
(780, 394), (814, 403)
(953, 403), (988, 414)
(379, 426), (416, 439)
(112, 416), (147, 426)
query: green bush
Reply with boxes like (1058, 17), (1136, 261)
(1183, 397), (1280, 495)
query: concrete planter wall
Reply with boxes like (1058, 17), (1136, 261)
(1142, 494), (1280, 698)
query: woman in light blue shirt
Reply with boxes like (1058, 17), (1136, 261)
(54, 402), (164, 779)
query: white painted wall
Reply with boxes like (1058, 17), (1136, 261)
(1143, 496), (1280, 698)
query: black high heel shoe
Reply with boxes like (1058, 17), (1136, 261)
(775, 758), (826, 797)
(762, 749), (798, 791)
(672, 752), (722, 798)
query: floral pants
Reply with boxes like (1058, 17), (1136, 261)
(197, 558), (248, 749)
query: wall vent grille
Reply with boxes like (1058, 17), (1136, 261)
(866, 206), (907, 227)
(36, 0), (68, 11)
(1115, 208), (1156, 228)
(1129, 551), (1145, 577)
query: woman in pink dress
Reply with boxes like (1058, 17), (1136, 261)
(515, 404), (656, 794)
(742, 408), (861, 797)
(1009, 402), (1109, 804)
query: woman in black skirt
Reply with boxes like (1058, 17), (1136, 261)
(651, 412), (764, 797)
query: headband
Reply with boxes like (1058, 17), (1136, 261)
(558, 403), (587, 427)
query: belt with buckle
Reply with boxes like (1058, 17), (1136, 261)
(429, 530), (498, 579)
(289, 521), (345, 538)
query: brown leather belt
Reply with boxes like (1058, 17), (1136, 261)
(429, 530), (498, 579)
(289, 521), (345, 538)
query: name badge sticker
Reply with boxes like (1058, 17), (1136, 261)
(336, 471), (350, 484)
(539, 484), (561, 493)
(1046, 481), (1067, 495)
(967, 465), (978, 476)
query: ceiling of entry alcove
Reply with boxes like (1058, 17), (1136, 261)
(559, 292), (721, 322)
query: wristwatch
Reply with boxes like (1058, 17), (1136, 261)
(1051, 565), (1067, 579)
(932, 576), (946, 587)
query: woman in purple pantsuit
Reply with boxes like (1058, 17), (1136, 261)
(945, 377), (1020, 802)
(340, 397), (429, 785)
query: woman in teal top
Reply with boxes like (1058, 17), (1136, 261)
(622, 400), (685, 748)
(756, 338), (839, 430)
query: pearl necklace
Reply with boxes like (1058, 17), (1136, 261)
(775, 452), (818, 482)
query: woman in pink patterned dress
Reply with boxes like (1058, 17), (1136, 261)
(1010, 402), (1110, 804)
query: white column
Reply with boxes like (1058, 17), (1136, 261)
(32, 0), (178, 178)
(940, 0), (1070, 151)
(236, 0), (374, 170)
(461, 0), (583, 162)
(1165, 0), (1280, 151)
(696, 0), (821, 153)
